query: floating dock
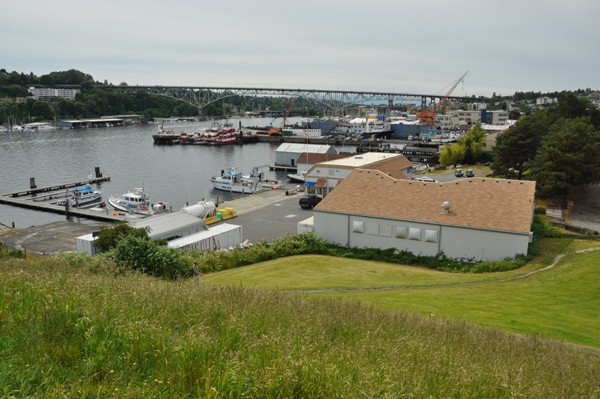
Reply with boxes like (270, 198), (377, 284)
(0, 176), (130, 222)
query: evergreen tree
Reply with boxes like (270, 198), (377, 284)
(531, 118), (600, 208)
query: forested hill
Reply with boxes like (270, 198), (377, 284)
(0, 68), (596, 125)
(0, 68), (318, 124)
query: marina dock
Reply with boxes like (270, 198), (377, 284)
(0, 176), (127, 222)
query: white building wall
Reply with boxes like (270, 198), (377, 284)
(76, 233), (100, 256)
(168, 225), (243, 251)
(347, 216), (441, 257)
(313, 212), (349, 245)
(439, 225), (529, 261)
(314, 211), (530, 262)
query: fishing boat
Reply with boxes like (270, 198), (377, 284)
(209, 167), (263, 194)
(108, 184), (169, 215)
(56, 184), (102, 207)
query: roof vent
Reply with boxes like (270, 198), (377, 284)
(441, 201), (451, 214)
(354, 155), (363, 159)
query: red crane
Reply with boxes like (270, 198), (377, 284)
(417, 71), (468, 128)
(269, 98), (297, 135)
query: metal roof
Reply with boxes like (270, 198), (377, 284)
(168, 223), (241, 248)
(275, 143), (332, 153)
(130, 212), (205, 240)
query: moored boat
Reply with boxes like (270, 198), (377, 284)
(153, 127), (180, 144)
(56, 184), (102, 207)
(210, 167), (263, 194)
(108, 184), (169, 215)
(205, 121), (238, 145)
(242, 168), (283, 189)
(287, 170), (306, 183)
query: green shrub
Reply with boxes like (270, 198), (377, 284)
(107, 235), (188, 279)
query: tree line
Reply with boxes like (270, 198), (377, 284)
(491, 93), (600, 208)
(0, 68), (319, 124)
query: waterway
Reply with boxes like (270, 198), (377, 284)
(0, 117), (329, 228)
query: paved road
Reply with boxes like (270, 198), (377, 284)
(228, 194), (310, 243)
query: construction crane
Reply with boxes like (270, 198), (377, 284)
(269, 98), (296, 135)
(417, 71), (468, 128)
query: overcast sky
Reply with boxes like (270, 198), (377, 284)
(3, 0), (598, 97)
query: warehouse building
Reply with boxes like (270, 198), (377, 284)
(312, 170), (536, 262)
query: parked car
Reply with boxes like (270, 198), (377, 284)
(466, 169), (475, 177)
(299, 194), (322, 209)
(454, 168), (464, 177)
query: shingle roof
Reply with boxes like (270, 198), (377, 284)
(315, 170), (536, 234)
(312, 154), (411, 180)
(367, 155), (413, 179)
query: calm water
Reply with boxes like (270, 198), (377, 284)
(0, 117), (315, 228)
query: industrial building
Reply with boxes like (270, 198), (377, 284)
(311, 170), (536, 262)
(304, 153), (413, 198)
(275, 143), (336, 168)
(76, 212), (243, 255)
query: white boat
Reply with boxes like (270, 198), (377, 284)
(22, 122), (57, 131)
(287, 170), (306, 183)
(241, 168), (283, 189)
(108, 184), (168, 215)
(56, 184), (102, 206)
(210, 167), (263, 194)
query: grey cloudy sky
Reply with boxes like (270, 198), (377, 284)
(3, 0), (598, 97)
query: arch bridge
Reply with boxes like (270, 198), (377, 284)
(99, 85), (477, 115)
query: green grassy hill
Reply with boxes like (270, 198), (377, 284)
(206, 239), (600, 348)
(2, 241), (600, 397)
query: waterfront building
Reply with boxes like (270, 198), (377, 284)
(304, 153), (412, 198)
(312, 170), (536, 262)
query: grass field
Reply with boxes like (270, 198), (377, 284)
(205, 238), (600, 348)
(2, 251), (600, 397)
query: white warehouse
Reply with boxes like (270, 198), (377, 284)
(312, 170), (536, 262)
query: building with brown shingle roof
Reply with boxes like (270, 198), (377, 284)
(305, 153), (413, 198)
(312, 169), (536, 261)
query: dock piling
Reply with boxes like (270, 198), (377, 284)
(30, 178), (37, 189)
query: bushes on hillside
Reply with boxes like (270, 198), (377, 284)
(107, 235), (188, 279)
(66, 215), (564, 279)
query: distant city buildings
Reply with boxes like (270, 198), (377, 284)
(27, 86), (80, 101)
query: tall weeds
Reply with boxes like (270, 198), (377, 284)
(1, 256), (599, 398)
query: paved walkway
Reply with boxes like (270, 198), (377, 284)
(568, 185), (600, 232)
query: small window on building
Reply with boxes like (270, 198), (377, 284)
(408, 227), (422, 241)
(424, 229), (438, 243)
(366, 223), (379, 236)
(395, 226), (408, 239)
(380, 224), (392, 237)
(353, 221), (364, 233)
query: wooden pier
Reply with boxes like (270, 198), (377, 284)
(0, 176), (128, 222)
